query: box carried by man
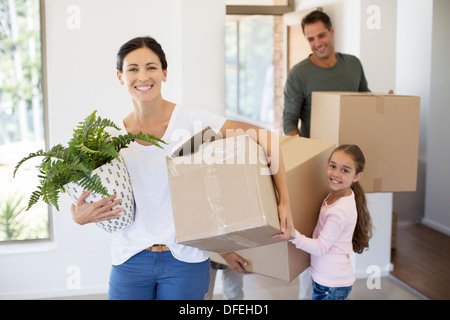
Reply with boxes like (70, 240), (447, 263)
(311, 91), (420, 193)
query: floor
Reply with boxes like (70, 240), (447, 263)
(210, 272), (426, 300)
(45, 222), (449, 300)
(49, 273), (424, 300)
(43, 274), (424, 300)
(390, 223), (450, 300)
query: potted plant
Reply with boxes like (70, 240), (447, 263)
(13, 110), (166, 232)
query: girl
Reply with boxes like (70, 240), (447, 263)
(291, 144), (373, 300)
(70, 36), (293, 300)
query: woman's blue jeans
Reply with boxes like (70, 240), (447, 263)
(108, 250), (210, 300)
(312, 280), (352, 300)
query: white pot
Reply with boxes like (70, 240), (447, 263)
(64, 156), (135, 233)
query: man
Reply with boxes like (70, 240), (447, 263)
(283, 10), (370, 137)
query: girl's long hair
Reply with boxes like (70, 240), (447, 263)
(331, 145), (373, 253)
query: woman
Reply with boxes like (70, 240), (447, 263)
(71, 36), (293, 300)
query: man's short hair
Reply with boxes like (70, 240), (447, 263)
(301, 10), (333, 34)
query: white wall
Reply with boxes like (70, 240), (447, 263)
(360, 0), (397, 93)
(354, 0), (397, 278)
(423, 0), (450, 235)
(393, 0), (432, 224)
(392, 0), (450, 235)
(0, 0), (225, 299)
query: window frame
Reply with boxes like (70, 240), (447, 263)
(225, 15), (276, 129)
(0, 0), (52, 245)
(226, 0), (294, 15)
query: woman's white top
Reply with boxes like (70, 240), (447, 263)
(110, 105), (226, 265)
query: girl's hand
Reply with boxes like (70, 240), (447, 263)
(70, 191), (123, 225)
(273, 200), (294, 239)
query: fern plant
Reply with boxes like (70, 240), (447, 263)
(13, 110), (166, 211)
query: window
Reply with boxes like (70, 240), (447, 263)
(0, 0), (49, 242)
(225, 15), (274, 127)
(225, 0), (294, 15)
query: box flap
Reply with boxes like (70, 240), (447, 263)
(279, 135), (336, 172)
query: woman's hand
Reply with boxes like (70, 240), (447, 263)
(273, 200), (294, 240)
(70, 191), (124, 225)
(220, 252), (248, 273)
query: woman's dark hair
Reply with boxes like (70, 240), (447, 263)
(116, 36), (168, 72)
(301, 10), (333, 34)
(329, 144), (373, 254)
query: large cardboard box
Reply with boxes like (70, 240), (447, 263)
(167, 129), (285, 253)
(310, 92), (420, 193)
(212, 136), (336, 281)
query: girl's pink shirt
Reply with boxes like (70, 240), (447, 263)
(290, 191), (357, 287)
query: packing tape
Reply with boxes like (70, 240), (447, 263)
(217, 234), (260, 248)
(204, 173), (226, 234)
(373, 178), (383, 192)
(376, 96), (385, 115)
(166, 157), (179, 177)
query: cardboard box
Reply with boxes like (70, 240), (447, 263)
(212, 136), (336, 281)
(167, 129), (285, 253)
(310, 92), (420, 193)
(211, 241), (304, 282)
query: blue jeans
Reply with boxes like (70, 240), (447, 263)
(312, 280), (352, 300)
(108, 250), (210, 300)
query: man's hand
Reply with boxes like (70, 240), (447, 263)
(220, 252), (248, 273)
(287, 129), (300, 136)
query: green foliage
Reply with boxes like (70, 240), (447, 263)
(0, 193), (27, 241)
(1, 0), (43, 144)
(13, 110), (166, 211)
(0, 192), (49, 241)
